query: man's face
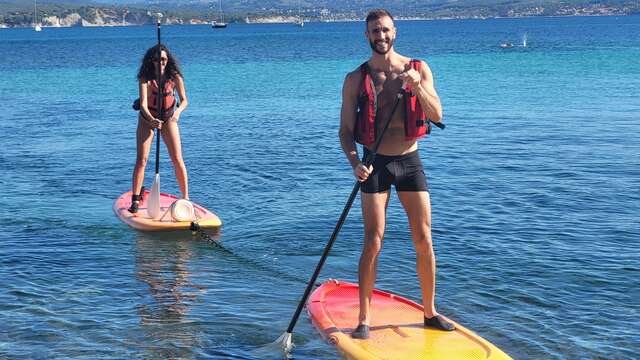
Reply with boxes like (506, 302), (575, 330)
(366, 16), (396, 55)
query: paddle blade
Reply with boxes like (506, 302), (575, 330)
(253, 332), (293, 359)
(147, 174), (161, 219)
(274, 332), (293, 353)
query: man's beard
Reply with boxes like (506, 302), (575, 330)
(369, 38), (394, 55)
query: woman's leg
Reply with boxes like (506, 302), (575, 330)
(161, 121), (189, 199)
(132, 115), (154, 197)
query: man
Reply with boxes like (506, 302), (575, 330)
(338, 9), (454, 340)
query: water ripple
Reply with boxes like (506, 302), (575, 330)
(2, 17), (640, 360)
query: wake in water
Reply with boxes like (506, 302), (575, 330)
(500, 32), (528, 49)
(253, 337), (293, 360)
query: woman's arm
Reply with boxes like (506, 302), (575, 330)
(171, 75), (188, 122)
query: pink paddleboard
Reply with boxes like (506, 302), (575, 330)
(113, 190), (221, 232)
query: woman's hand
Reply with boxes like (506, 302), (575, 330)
(169, 113), (180, 123)
(150, 118), (164, 129)
(353, 162), (373, 182)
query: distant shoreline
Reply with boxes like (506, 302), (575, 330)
(2, 13), (638, 29)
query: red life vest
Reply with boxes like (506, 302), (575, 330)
(355, 59), (431, 146)
(147, 79), (176, 121)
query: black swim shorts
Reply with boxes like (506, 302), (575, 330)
(361, 149), (429, 193)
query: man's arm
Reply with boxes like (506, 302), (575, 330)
(401, 60), (442, 123)
(339, 71), (372, 182)
(414, 61), (442, 123)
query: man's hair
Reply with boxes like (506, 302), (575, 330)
(365, 9), (394, 26)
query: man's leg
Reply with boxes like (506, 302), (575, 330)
(397, 191), (436, 314)
(397, 191), (454, 330)
(353, 190), (390, 339)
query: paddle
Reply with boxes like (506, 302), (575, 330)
(273, 88), (445, 352)
(147, 14), (164, 219)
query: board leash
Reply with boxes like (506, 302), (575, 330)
(189, 221), (226, 250)
(188, 221), (319, 286)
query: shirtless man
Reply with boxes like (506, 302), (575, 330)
(338, 9), (454, 339)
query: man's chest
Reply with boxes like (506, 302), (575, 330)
(371, 71), (404, 109)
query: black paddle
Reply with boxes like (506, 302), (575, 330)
(148, 14), (164, 219)
(274, 88), (445, 352)
(155, 16), (163, 176)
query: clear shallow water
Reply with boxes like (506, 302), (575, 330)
(1, 16), (639, 359)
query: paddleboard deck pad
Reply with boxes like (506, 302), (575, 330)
(113, 190), (221, 232)
(307, 280), (512, 360)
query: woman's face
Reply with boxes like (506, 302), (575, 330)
(154, 50), (168, 75)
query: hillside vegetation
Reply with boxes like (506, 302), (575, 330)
(1, 0), (638, 28)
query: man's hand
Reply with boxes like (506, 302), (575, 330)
(399, 67), (421, 90)
(353, 162), (373, 182)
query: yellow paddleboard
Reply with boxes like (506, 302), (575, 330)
(307, 279), (512, 360)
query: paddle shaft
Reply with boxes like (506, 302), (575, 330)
(154, 18), (164, 175)
(285, 90), (410, 334)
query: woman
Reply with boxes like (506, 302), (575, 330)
(129, 44), (189, 213)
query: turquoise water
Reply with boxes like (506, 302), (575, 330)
(1, 16), (639, 359)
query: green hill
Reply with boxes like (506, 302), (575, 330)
(1, 0), (638, 28)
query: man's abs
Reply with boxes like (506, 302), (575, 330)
(369, 108), (417, 156)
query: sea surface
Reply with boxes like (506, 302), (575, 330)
(1, 15), (639, 360)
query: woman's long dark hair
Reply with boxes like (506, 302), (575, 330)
(137, 44), (183, 82)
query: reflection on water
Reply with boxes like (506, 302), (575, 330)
(134, 232), (207, 360)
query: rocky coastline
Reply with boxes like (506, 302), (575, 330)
(0, 4), (637, 29)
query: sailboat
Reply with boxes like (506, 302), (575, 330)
(211, 0), (227, 28)
(34, 0), (42, 31)
(296, 0), (304, 27)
